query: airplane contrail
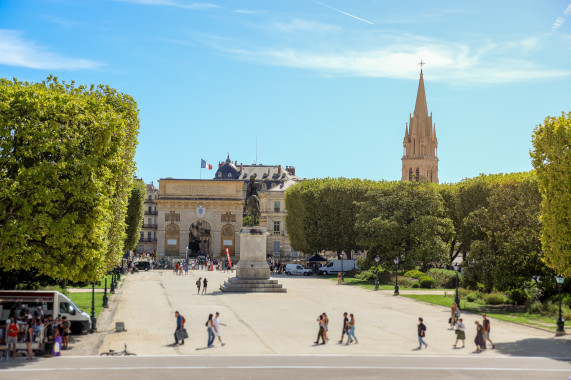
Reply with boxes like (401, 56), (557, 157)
(314, 0), (374, 25)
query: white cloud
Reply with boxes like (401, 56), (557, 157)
(564, 3), (571, 15)
(273, 19), (341, 33)
(206, 33), (570, 85)
(0, 30), (101, 70)
(552, 17), (565, 31)
(111, 0), (219, 10)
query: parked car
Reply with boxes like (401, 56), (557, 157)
(318, 260), (357, 275)
(285, 264), (313, 276)
(134, 261), (151, 271)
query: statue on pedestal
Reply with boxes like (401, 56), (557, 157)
(244, 175), (260, 226)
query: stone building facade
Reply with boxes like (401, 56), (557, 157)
(156, 179), (244, 259)
(137, 182), (159, 253)
(402, 70), (439, 184)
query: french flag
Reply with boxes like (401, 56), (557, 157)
(201, 159), (213, 170)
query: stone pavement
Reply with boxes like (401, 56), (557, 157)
(69, 270), (570, 358)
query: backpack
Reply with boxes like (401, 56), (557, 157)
(182, 316), (186, 325)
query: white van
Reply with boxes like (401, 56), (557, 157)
(318, 260), (357, 275)
(285, 264), (313, 276)
(0, 291), (92, 334)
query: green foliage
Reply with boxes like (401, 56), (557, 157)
(0, 76), (140, 282)
(483, 292), (508, 305)
(355, 181), (453, 270)
(355, 270), (376, 282)
(242, 215), (256, 227)
(419, 276), (435, 289)
(531, 112), (571, 277)
(404, 269), (425, 279)
(412, 282), (420, 288)
(285, 178), (381, 257)
(124, 179), (146, 251)
(427, 268), (462, 289)
(508, 289), (529, 305)
(462, 172), (549, 292)
(465, 291), (483, 302)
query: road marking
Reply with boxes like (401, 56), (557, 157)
(2, 366), (569, 372)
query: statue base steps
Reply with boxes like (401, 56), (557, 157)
(220, 277), (287, 293)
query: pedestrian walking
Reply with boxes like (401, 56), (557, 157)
(202, 278), (208, 294)
(322, 313), (329, 342)
(315, 314), (325, 345)
(417, 317), (427, 349)
(482, 314), (495, 349)
(214, 312), (226, 346)
(345, 313), (358, 344)
(474, 321), (486, 352)
(453, 318), (466, 348)
(205, 314), (215, 347)
(25, 322), (34, 360)
(174, 262), (179, 275)
(174, 311), (186, 345)
(450, 302), (460, 328)
(196, 277), (202, 294)
(338, 312), (349, 344)
(184, 263), (189, 275)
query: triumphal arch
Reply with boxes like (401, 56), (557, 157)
(156, 179), (244, 260)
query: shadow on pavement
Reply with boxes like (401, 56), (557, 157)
(493, 337), (571, 361)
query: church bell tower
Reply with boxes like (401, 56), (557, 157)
(402, 65), (439, 183)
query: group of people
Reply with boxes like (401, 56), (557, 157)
(448, 303), (495, 352)
(196, 277), (208, 294)
(5, 311), (70, 360)
(172, 259), (233, 275)
(315, 312), (358, 345)
(173, 311), (226, 348)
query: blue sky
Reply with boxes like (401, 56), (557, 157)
(1, 0), (570, 184)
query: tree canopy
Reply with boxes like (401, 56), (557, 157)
(531, 112), (571, 277)
(0, 76), (140, 282)
(124, 179), (146, 252)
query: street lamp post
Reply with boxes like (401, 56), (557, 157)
(374, 256), (380, 291)
(90, 282), (97, 333)
(555, 275), (566, 336)
(340, 252), (345, 283)
(394, 258), (400, 296)
(453, 263), (461, 310)
(102, 277), (109, 308)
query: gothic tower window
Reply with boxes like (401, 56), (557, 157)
(415, 168), (420, 182)
(408, 168), (413, 181)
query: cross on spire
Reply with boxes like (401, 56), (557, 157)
(418, 59), (425, 74)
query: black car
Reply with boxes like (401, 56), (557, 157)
(134, 261), (151, 271)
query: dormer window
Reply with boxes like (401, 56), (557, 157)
(217, 172), (222, 178)
(228, 173), (232, 178)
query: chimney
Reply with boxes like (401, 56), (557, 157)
(240, 163), (243, 172)
(218, 161), (223, 169)
(286, 166), (295, 175)
(278, 165), (281, 174)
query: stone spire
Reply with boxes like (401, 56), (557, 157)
(413, 72), (428, 118)
(401, 67), (439, 184)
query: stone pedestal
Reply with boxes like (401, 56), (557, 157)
(220, 227), (286, 293)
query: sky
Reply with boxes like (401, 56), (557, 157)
(1, 0), (570, 184)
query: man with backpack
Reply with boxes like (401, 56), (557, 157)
(174, 311), (186, 345)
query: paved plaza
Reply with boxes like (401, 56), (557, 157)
(1, 270), (569, 379)
(86, 270), (568, 358)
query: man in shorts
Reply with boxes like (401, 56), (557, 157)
(213, 312), (226, 346)
(61, 316), (71, 349)
(482, 314), (495, 349)
(6, 317), (19, 358)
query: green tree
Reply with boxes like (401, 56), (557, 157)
(124, 179), (146, 251)
(531, 112), (571, 276)
(355, 181), (453, 270)
(463, 173), (549, 291)
(285, 178), (379, 258)
(0, 76), (140, 283)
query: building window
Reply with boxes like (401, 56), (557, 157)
(227, 173), (232, 178)
(430, 170), (433, 182)
(147, 231), (151, 241)
(140, 232), (144, 240)
(273, 241), (280, 253)
(261, 183), (266, 190)
(408, 168), (413, 181)
(274, 201), (280, 213)
(415, 168), (420, 182)
(217, 172), (222, 178)
(273, 221), (280, 235)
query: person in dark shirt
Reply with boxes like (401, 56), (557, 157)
(417, 317), (427, 349)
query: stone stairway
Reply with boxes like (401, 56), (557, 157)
(220, 277), (287, 293)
